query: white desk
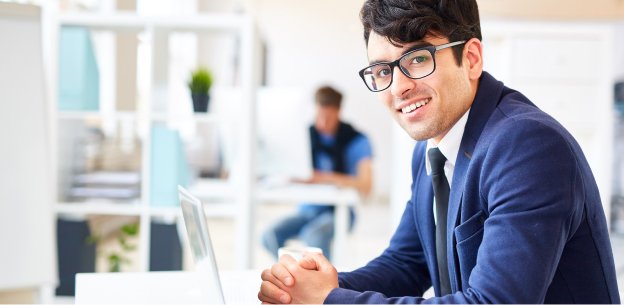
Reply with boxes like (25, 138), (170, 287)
(256, 183), (360, 267)
(75, 270), (261, 304)
(188, 180), (361, 268)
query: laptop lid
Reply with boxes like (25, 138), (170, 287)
(178, 185), (225, 304)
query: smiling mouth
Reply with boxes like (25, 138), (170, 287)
(400, 98), (431, 114)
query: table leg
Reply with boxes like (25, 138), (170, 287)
(333, 203), (349, 268)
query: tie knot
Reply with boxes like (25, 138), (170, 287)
(428, 147), (447, 175)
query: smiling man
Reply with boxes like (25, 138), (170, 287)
(257, 0), (620, 303)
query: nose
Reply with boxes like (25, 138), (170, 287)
(389, 65), (414, 98)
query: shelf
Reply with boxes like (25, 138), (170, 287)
(55, 201), (143, 216)
(149, 202), (237, 218)
(55, 201), (237, 219)
(58, 110), (220, 123)
(187, 178), (235, 200)
(147, 206), (180, 219)
(193, 113), (220, 124)
(150, 112), (219, 124)
(52, 7), (259, 272)
(58, 12), (250, 32)
(57, 110), (138, 121)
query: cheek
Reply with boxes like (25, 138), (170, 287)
(315, 118), (324, 128)
(430, 70), (462, 104)
(379, 92), (394, 109)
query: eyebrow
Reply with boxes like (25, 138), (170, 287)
(368, 42), (434, 65)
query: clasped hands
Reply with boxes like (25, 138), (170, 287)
(258, 252), (339, 304)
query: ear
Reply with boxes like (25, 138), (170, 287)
(463, 38), (483, 81)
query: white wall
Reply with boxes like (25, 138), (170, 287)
(615, 23), (624, 81)
(0, 2), (56, 293)
(253, 0), (395, 200)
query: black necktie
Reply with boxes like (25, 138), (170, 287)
(428, 147), (451, 295)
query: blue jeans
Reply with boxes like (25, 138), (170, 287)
(261, 205), (355, 262)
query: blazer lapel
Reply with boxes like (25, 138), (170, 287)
(445, 72), (505, 292)
(446, 141), (472, 292)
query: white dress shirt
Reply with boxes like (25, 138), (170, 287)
(426, 108), (471, 223)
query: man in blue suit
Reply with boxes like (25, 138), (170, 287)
(257, 0), (621, 303)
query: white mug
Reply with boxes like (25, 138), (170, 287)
(277, 246), (323, 261)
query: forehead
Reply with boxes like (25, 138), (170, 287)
(316, 105), (340, 114)
(366, 32), (446, 62)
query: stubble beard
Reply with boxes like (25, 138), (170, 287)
(401, 115), (445, 141)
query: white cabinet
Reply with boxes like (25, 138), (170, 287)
(50, 11), (260, 275)
(482, 20), (615, 227)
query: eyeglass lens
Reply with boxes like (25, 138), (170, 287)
(361, 48), (434, 92)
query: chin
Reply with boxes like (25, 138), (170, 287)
(413, 127), (445, 142)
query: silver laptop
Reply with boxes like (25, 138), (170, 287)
(74, 187), (258, 304)
(178, 185), (226, 304)
(179, 186), (262, 305)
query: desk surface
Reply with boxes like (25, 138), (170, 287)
(76, 270), (261, 304)
(256, 183), (359, 205)
(189, 179), (360, 206)
(188, 181), (360, 268)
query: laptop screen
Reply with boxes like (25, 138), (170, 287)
(177, 185), (225, 304)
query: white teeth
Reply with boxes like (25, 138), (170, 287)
(401, 98), (430, 114)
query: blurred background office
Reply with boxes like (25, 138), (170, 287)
(0, 0), (623, 303)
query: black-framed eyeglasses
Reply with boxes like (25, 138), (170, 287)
(358, 40), (466, 92)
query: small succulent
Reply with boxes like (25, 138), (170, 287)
(188, 67), (213, 94)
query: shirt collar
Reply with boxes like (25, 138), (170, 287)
(425, 108), (471, 175)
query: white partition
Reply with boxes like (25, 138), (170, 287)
(482, 20), (615, 227)
(0, 2), (56, 297)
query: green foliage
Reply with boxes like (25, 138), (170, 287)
(106, 222), (139, 272)
(188, 67), (213, 94)
(107, 253), (129, 273)
(117, 223), (138, 253)
(85, 234), (100, 245)
(87, 222), (139, 272)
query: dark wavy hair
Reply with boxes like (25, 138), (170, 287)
(360, 0), (481, 65)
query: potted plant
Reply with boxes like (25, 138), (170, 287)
(188, 66), (213, 112)
(86, 222), (139, 272)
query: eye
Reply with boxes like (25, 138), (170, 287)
(372, 65), (392, 78)
(411, 55), (428, 64)
(402, 50), (431, 67)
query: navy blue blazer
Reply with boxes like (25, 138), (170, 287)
(326, 72), (620, 304)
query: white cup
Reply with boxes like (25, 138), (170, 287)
(277, 246), (323, 261)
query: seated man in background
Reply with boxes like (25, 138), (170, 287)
(261, 85), (373, 261)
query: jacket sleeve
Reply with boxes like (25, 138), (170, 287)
(333, 197), (431, 298)
(327, 142), (432, 303)
(327, 118), (585, 304)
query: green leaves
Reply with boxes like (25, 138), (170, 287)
(188, 67), (213, 94)
(121, 222), (139, 236)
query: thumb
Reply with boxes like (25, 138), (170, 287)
(298, 255), (319, 270)
(299, 252), (331, 271)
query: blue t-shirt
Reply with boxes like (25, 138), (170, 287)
(299, 133), (372, 217)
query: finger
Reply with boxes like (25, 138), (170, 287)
(261, 268), (275, 282)
(298, 255), (319, 270)
(279, 253), (300, 272)
(273, 255), (298, 286)
(259, 281), (292, 304)
(301, 252), (333, 272)
(258, 288), (278, 304)
(259, 281), (286, 304)
(261, 268), (289, 291)
(258, 290), (275, 304)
